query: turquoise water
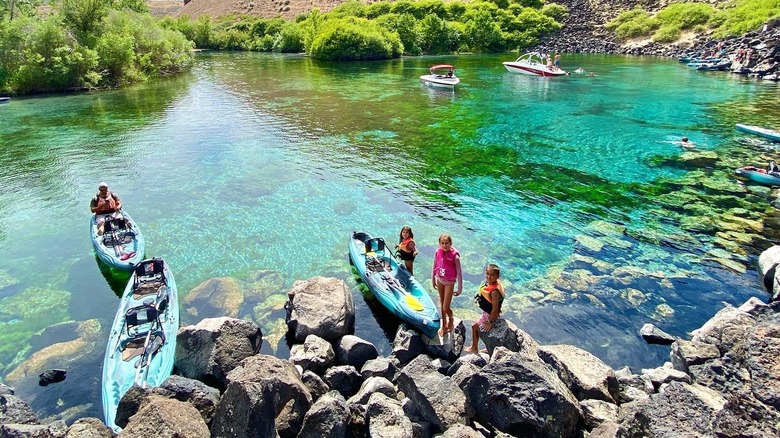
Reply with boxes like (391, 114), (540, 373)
(1, 52), (779, 421)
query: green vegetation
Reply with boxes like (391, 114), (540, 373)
(0, 0), (193, 94)
(163, 0), (566, 61)
(606, 0), (780, 43)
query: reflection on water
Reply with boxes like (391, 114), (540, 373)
(0, 52), (777, 422)
(95, 255), (132, 298)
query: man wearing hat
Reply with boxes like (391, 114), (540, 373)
(90, 182), (123, 235)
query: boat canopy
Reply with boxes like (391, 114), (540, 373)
(429, 64), (455, 72)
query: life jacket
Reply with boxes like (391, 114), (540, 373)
(95, 191), (118, 213)
(398, 238), (414, 254)
(476, 282), (505, 314)
(433, 247), (459, 281)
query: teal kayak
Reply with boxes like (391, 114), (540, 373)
(349, 231), (440, 338)
(736, 124), (780, 142)
(90, 210), (144, 270)
(102, 258), (178, 432)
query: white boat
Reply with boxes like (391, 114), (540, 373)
(420, 64), (460, 89)
(503, 52), (568, 77)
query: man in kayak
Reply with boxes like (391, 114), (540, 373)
(90, 182), (124, 235)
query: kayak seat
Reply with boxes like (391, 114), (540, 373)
(121, 332), (165, 362)
(125, 303), (162, 338)
(133, 259), (167, 290)
(367, 256), (391, 273)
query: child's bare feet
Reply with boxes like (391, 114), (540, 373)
(463, 346), (478, 354)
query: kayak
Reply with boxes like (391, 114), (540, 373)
(102, 258), (178, 432)
(90, 210), (144, 270)
(735, 166), (780, 187)
(0, 97), (9, 104)
(349, 231), (440, 338)
(736, 124), (780, 142)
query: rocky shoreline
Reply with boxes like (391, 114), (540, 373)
(535, 0), (779, 77)
(2, 268), (779, 437)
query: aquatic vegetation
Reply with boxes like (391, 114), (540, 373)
(0, 287), (71, 374)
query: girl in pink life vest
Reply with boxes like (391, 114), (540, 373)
(432, 233), (462, 336)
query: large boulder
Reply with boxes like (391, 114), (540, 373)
(396, 355), (470, 432)
(691, 305), (756, 354)
(0, 387), (39, 425)
(618, 382), (726, 437)
(366, 393), (414, 438)
(334, 335), (378, 369)
(463, 352), (580, 437)
(0, 421), (67, 437)
(758, 245), (780, 299)
(183, 277), (244, 320)
(478, 319), (539, 358)
(121, 396), (209, 438)
(289, 334), (335, 374)
(175, 317), (263, 389)
(64, 417), (113, 437)
(285, 277), (355, 342)
(745, 312), (780, 409)
(538, 344), (619, 403)
(297, 391), (349, 438)
(212, 354), (312, 438)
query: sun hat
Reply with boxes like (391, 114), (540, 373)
(98, 182), (108, 189)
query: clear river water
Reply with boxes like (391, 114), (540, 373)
(1, 52), (779, 422)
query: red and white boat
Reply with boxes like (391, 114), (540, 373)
(420, 64), (460, 89)
(503, 52), (567, 77)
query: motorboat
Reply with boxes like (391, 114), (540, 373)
(420, 64), (460, 89)
(735, 166), (780, 187)
(503, 52), (567, 77)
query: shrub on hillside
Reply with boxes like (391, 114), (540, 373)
(712, 0), (780, 37)
(463, 9), (504, 52)
(655, 2), (715, 29)
(653, 24), (682, 43)
(309, 19), (402, 60)
(375, 12), (422, 55)
(606, 8), (658, 40)
(273, 22), (304, 52)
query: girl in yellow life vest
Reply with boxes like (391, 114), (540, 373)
(395, 226), (419, 275)
(465, 264), (505, 354)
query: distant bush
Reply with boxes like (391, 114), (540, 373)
(540, 3), (568, 21)
(605, 0), (780, 42)
(309, 18), (402, 60)
(606, 8), (658, 40)
(273, 22), (304, 52)
(713, 0), (780, 37)
(656, 3), (715, 29)
(653, 24), (682, 43)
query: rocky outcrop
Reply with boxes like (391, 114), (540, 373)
(5, 276), (780, 437)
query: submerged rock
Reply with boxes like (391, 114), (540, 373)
(38, 369), (66, 386)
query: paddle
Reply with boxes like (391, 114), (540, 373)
(381, 273), (424, 311)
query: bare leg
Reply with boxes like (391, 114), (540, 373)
(443, 284), (454, 332)
(404, 260), (414, 276)
(464, 322), (480, 353)
(437, 280), (448, 336)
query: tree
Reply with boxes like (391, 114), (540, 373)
(60, 0), (110, 42)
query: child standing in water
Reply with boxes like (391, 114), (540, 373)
(464, 264), (505, 354)
(396, 226), (419, 275)
(432, 234), (462, 336)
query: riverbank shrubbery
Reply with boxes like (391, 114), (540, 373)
(166, 0), (565, 60)
(606, 0), (780, 43)
(0, 0), (193, 94)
